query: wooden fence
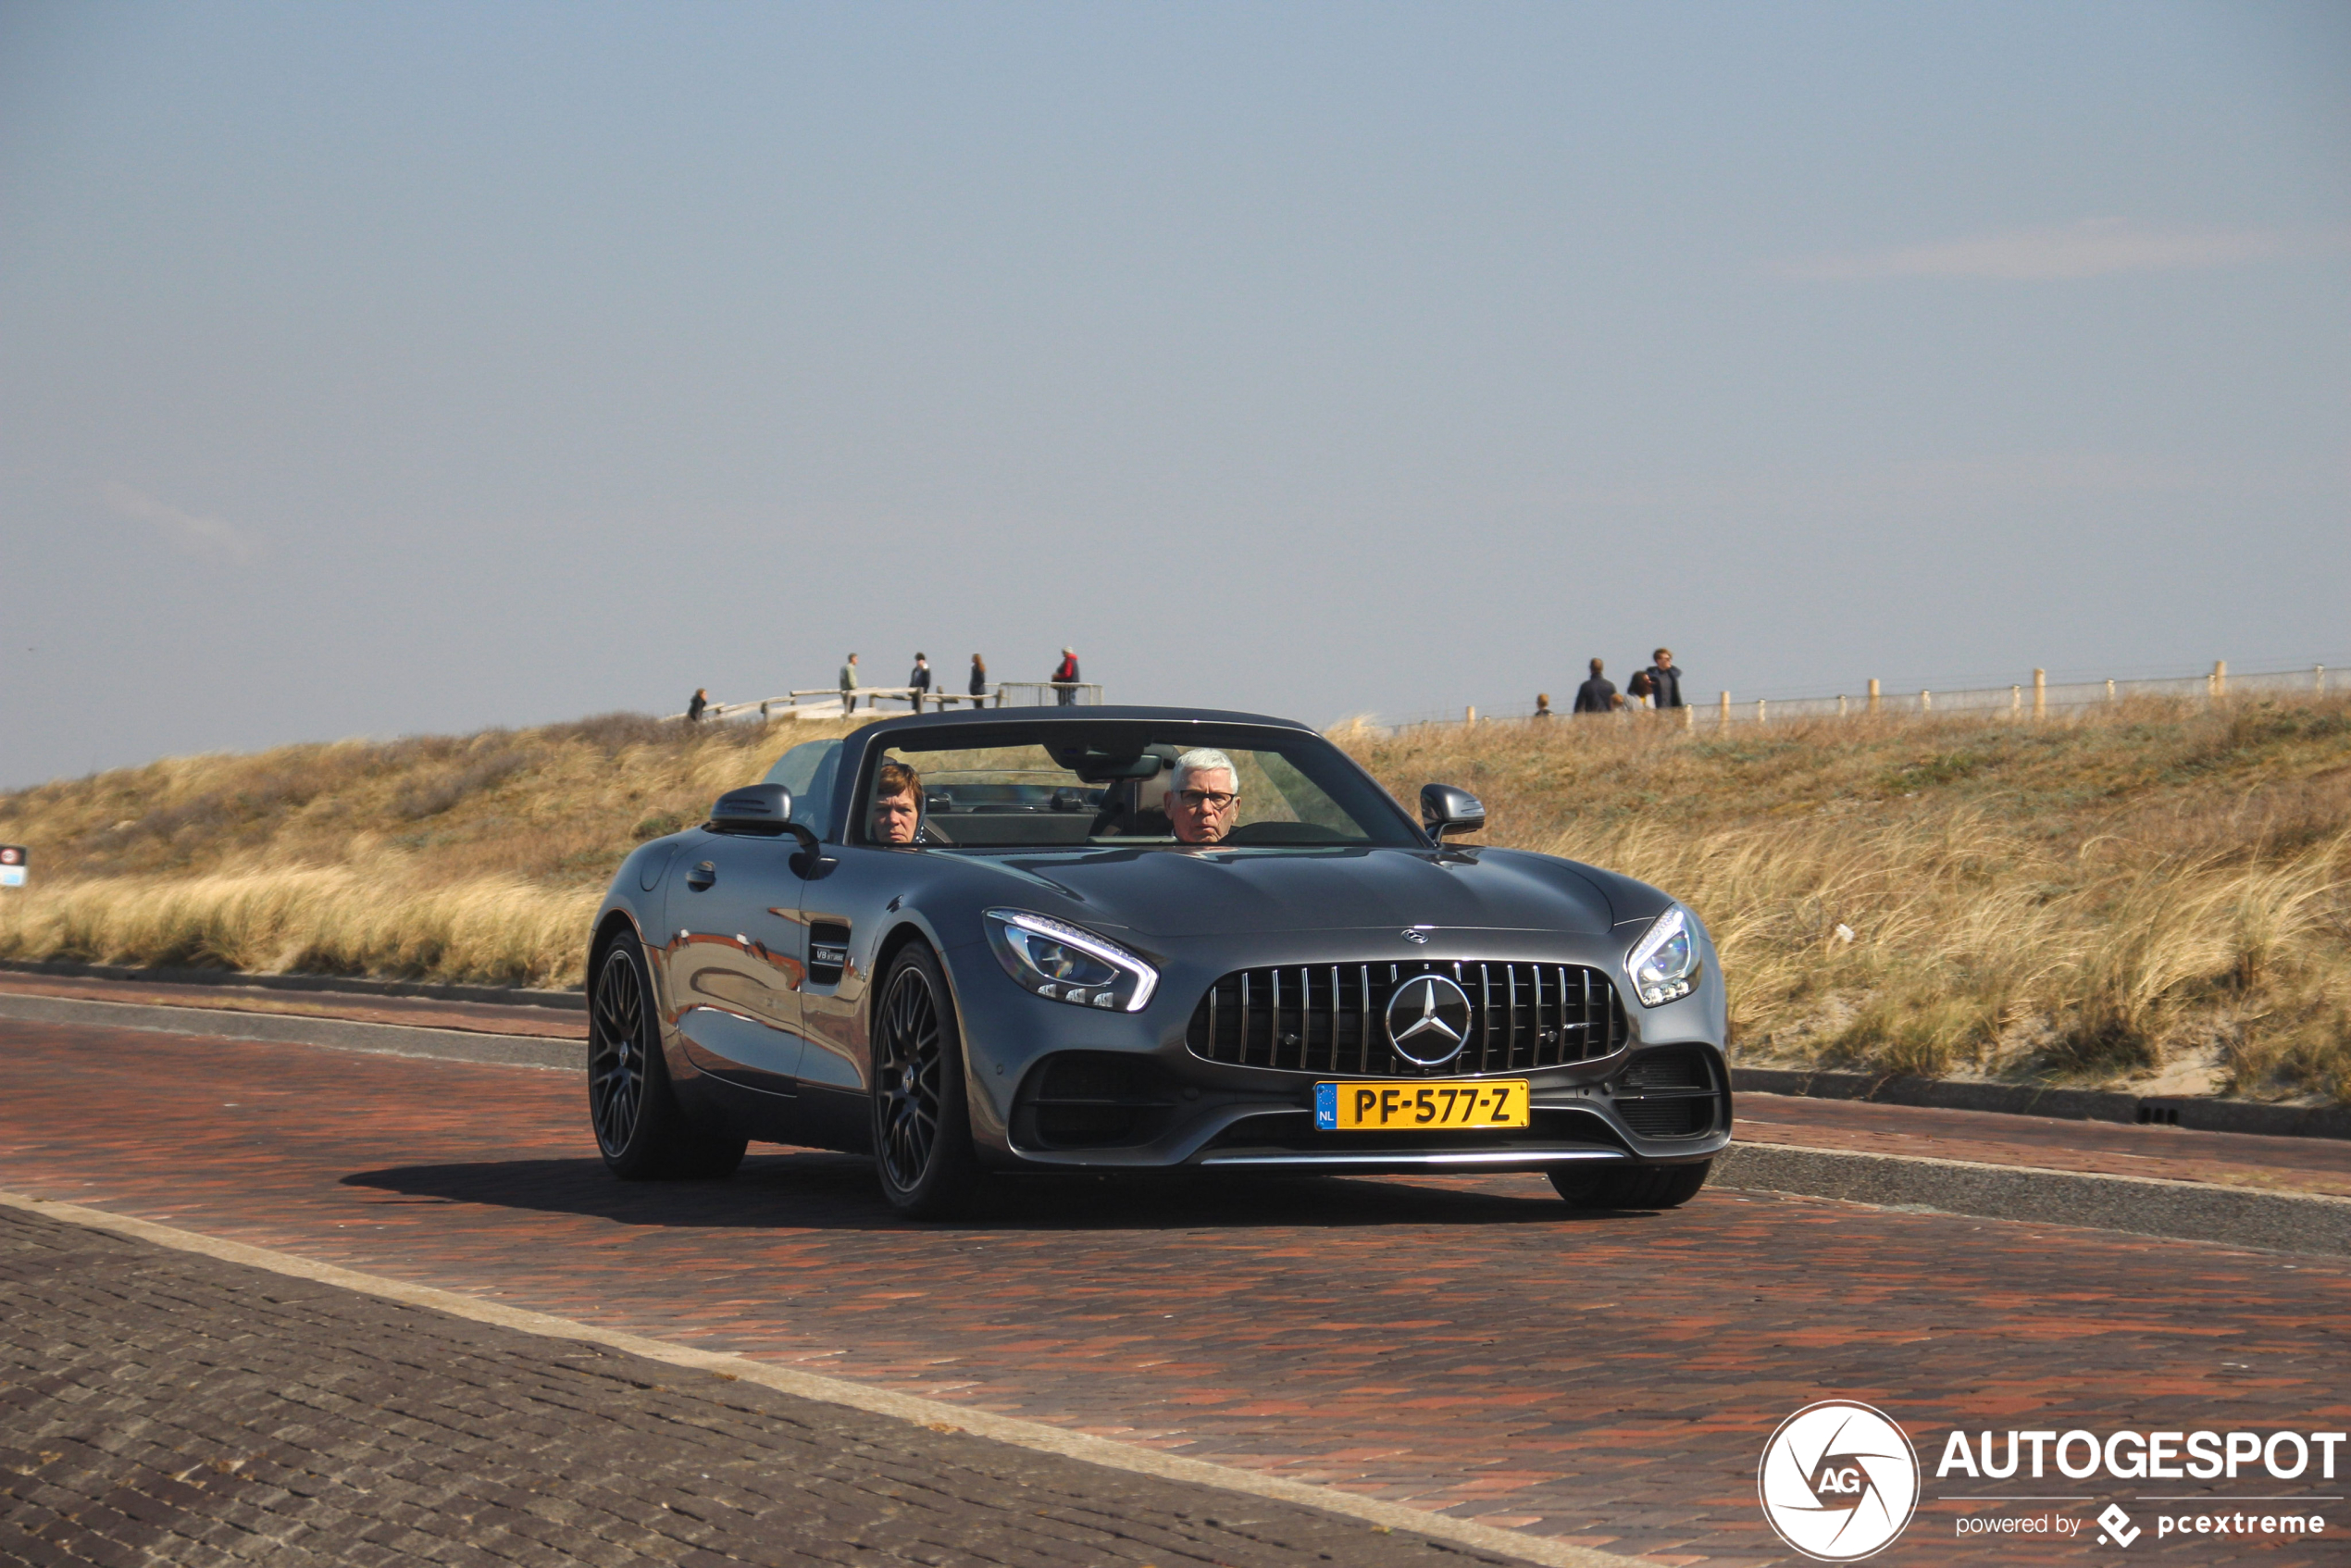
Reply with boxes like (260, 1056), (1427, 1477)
(668, 682), (1104, 723)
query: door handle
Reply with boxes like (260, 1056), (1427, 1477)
(685, 861), (716, 890)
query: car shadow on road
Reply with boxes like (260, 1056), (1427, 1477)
(339, 1149), (1640, 1231)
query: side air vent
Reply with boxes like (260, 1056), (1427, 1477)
(807, 922), (850, 986)
(1186, 960), (1628, 1077)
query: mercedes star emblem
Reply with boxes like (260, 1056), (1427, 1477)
(1386, 974), (1474, 1066)
(1401, 927), (1431, 943)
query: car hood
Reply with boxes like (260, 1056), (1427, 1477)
(957, 845), (1621, 939)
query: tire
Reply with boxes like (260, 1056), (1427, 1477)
(588, 939), (747, 1180)
(1549, 1159), (1710, 1211)
(871, 942), (983, 1218)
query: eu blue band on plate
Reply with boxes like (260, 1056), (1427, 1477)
(1313, 1082), (1337, 1130)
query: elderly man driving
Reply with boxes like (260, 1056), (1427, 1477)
(1165, 748), (1240, 845)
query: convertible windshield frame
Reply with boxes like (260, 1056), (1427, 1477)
(839, 718), (1427, 852)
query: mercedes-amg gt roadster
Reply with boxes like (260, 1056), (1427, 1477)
(586, 706), (1729, 1216)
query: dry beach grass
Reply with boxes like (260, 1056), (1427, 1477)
(2, 698), (2346, 1101)
(1342, 698), (2351, 1101)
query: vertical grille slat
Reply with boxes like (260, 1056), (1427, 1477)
(1503, 965), (1518, 1074)
(1576, 966), (1595, 1062)
(1325, 965), (1342, 1076)
(1188, 958), (1628, 1075)
(1476, 964), (1494, 1075)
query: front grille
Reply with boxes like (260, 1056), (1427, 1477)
(1186, 960), (1627, 1077)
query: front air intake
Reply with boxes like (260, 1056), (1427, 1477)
(1610, 1048), (1720, 1139)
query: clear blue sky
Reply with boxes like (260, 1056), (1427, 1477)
(4, 1), (2345, 785)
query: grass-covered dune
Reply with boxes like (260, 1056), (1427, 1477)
(3, 698), (2346, 1101)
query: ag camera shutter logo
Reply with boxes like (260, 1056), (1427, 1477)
(1759, 1400), (1921, 1561)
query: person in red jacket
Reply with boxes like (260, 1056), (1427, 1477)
(1051, 647), (1080, 705)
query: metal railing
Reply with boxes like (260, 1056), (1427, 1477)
(992, 681), (1103, 707)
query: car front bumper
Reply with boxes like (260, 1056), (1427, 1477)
(942, 927), (1732, 1174)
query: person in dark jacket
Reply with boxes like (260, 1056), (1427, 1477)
(1051, 647), (1080, 705)
(1627, 648), (1685, 710)
(1572, 660), (1619, 715)
(908, 653), (933, 713)
(686, 688), (709, 723)
(968, 653), (989, 707)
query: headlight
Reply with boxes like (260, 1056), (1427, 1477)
(983, 909), (1159, 1013)
(1626, 905), (1700, 1007)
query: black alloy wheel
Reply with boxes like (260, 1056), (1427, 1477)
(871, 943), (982, 1217)
(588, 940), (745, 1180)
(1549, 1159), (1710, 1211)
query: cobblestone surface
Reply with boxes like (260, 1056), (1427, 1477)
(0, 1206), (1517, 1567)
(3, 1016), (2347, 1564)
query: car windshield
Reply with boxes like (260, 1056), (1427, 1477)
(863, 725), (1419, 851)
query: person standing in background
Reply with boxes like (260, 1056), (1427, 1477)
(1533, 693), (1554, 720)
(839, 653), (860, 713)
(908, 653), (933, 713)
(686, 688), (708, 723)
(1051, 646), (1080, 705)
(1573, 660), (1620, 715)
(968, 653), (989, 707)
(1630, 648), (1685, 711)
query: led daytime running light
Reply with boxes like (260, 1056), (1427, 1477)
(1625, 905), (1699, 1007)
(985, 908), (1159, 1012)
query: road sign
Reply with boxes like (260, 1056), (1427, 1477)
(0, 845), (25, 888)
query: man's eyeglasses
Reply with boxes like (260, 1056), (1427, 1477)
(1175, 789), (1238, 810)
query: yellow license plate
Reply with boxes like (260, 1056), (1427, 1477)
(1315, 1079), (1530, 1131)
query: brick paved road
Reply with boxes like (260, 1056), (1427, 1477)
(13, 966), (2339, 1194)
(2, 1017), (2346, 1565)
(0, 1206), (1518, 1568)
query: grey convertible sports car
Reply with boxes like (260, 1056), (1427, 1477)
(586, 706), (1729, 1216)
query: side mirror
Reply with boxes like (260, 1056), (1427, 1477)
(709, 782), (829, 869)
(709, 783), (794, 835)
(1420, 783), (1486, 839)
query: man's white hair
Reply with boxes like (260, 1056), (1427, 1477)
(1168, 748), (1238, 795)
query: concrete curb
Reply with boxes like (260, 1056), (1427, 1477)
(1714, 1142), (2351, 1258)
(1730, 1065), (2351, 1141)
(0, 992), (581, 1072)
(0, 956), (585, 1012)
(0, 1190), (1616, 1568)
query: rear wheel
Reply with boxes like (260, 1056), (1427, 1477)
(588, 939), (746, 1180)
(1549, 1160), (1710, 1211)
(872, 943), (982, 1218)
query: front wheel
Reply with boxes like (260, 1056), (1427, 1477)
(588, 939), (746, 1180)
(1550, 1160), (1710, 1211)
(871, 943), (983, 1218)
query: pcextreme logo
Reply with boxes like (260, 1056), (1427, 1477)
(1758, 1400), (1922, 1562)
